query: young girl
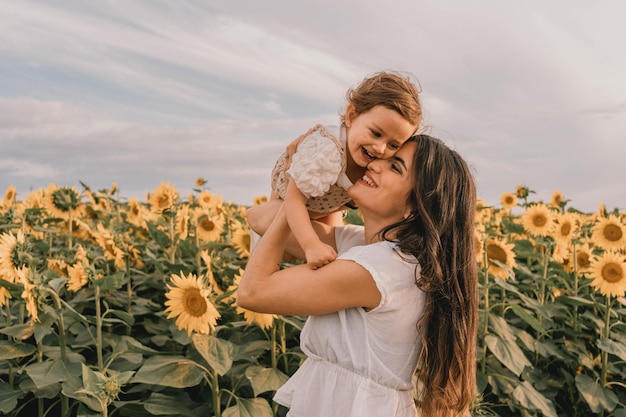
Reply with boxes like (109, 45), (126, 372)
(252, 71), (422, 269)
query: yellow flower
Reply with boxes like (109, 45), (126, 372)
(565, 243), (593, 274)
(231, 222), (251, 258)
(516, 184), (529, 199)
(0, 286), (11, 307)
(0, 230), (27, 283)
(474, 230), (485, 264)
(74, 244), (89, 263)
(175, 204), (190, 240)
(195, 177), (207, 187)
(164, 272), (220, 336)
(92, 224), (124, 270)
(17, 267), (39, 323)
(67, 263), (89, 292)
(197, 191), (224, 214)
(551, 212), (578, 244)
(149, 182), (179, 213)
(2, 185), (17, 209)
(521, 204), (554, 237)
(43, 184), (81, 220)
(550, 190), (564, 208)
(500, 192), (517, 210)
(591, 215), (625, 252)
(589, 252), (626, 298)
(47, 259), (69, 277)
(479, 239), (517, 280)
(194, 208), (224, 243)
(199, 251), (224, 295)
(551, 242), (570, 265)
(126, 198), (148, 229)
(253, 195), (268, 206)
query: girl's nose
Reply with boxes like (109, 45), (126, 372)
(371, 143), (386, 157)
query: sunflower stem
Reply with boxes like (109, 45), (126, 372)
(271, 321), (277, 370)
(95, 285), (104, 371)
(211, 368), (221, 417)
(480, 243), (490, 375)
(169, 214), (176, 264)
(600, 295), (612, 388)
(67, 209), (73, 251)
(280, 318), (288, 373)
(125, 255), (132, 336)
(572, 243), (580, 332)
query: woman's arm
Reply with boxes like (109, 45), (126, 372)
(237, 204), (381, 316)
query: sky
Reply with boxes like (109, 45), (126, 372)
(1, 0), (625, 213)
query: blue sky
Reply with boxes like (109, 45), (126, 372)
(1, 0), (625, 212)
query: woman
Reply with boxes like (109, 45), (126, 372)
(238, 135), (478, 417)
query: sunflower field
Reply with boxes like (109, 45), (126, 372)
(0, 181), (625, 417)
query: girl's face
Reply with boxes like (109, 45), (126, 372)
(345, 104), (417, 168)
(349, 140), (416, 223)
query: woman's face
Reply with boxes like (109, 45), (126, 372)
(348, 140), (415, 222)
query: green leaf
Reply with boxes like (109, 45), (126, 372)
(223, 398), (273, 417)
(82, 363), (106, 394)
(485, 334), (531, 376)
(0, 324), (35, 339)
(597, 338), (626, 362)
(108, 309), (136, 326)
(76, 403), (102, 417)
(0, 381), (22, 414)
(244, 365), (289, 396)
(192, 333), (235, 376)
(488, 314), (517, 342)
(142, 392), (198, 416)
(511, 380), (558, 417)
(132, 356), (204, 388)
(94, 271), (125, 290)
(26, 359), (80, 389)
(0, 341), (37, 360)
(575, 374), (618, 413)
(510, 304), (547, 335)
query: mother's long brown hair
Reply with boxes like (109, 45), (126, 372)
(381, 135), (478, 417)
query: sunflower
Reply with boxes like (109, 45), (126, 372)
(500, 192), (517, 210)
(231, 222), (251, 258)
(0, 284), (13, 308)
(149, 182), (179, 214)
(17, 267), (39, 323)
(474, 230), (485, 264)
(479, 238), (517, 280)
(47, 259), (69, 277)
(43, 184), (81, 220)
(92, 224), (125, 270)
(164, 272), (220, 336)
(67, 263), (89, 292)
(516, 184), (529, 199)
(521, 204), (554, 237)
(199, 251), (224, 295)
(126, 198), (148, 228)
(253, 195), (268, 206)
(591, 215), (625, 252)
(195, 177), (207, 187)
(197, 191), (224, 214)
(565, 243), (593, 274)
(194, 208), (224, 243)
(551, 212), (578, 244)
(589, 252), (626, 298)
(0, 230), (27, 283)
(74, 245), (88, 263)
(551, 242), (570, 265)
(550, 190), (564, 208)
(229, 270), (277, 329)
(175, 204), (190, 241)
(2, 185), (16, 209)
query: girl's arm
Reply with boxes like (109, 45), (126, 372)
(237, 203), (380, 316)
(284, 180), (337, 268)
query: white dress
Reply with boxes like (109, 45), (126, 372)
(274, 225), (425, 417)
(271, 124), (354, 213)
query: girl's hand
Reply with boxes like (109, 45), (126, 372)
(304, 240), (338, 270)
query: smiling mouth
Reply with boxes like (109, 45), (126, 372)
(361, 147), (376, 160)
(361, 173), (377, 187)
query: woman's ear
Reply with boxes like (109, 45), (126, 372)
(344, 104), (356, 128)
